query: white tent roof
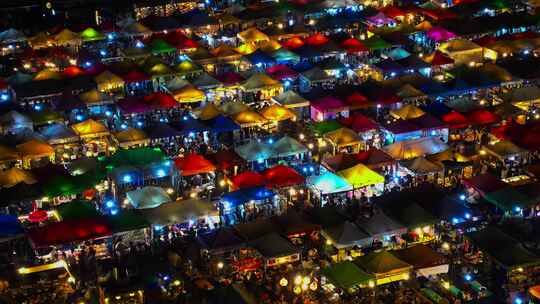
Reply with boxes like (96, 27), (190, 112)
(127, 186), (171, 209)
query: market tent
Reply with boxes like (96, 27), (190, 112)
(363, 36), (391, 51)
(28, 32), (52, 48)
(34, 69), (63, 81)
(503, 85), (540, 111)
(390, 104), (425, 120)
(463, 173), (507, 195)
(237, 27), (270, 43)
(356, 149), (395, 169)
(205, 150), (243, 170)
(272, 211), (320, 237)
(339, 113), (378, 133)
(94, 71), (125, 92)
(221, 187), (275, 210)
(79, 27), (105, 41)
(205, 115), (241, 133)
(140, 199), (217, 226)
(195, 103), (221, 120)
(392, 244), (448, 276)
(324, 127), (362, 149)
(53, 29), (82, 46)
(56, 200), (100, 220)
(397, 84), (427, 100)
(127, 186), (171, 209)
(233, 218), (276, 241)
(441, 110), (468, 129)
(16, 139), (54, 161)
(0, 111), (33, 133)
(400, 157), (443, 176)
(198, 227), (244, 252)
(484, 187), (536, 211)
(425, 26), (456, 42)
(465, 109), (499, 125)
(423, 50), (454, 66)
(79, 89), (113, 106)
(175, 117), (210, 134)
(106, 210), (149, 234)
(27, 218), (112, 247)
(340, 37), (368, 54)
(322, 261), (375, 292)
(235, 43), (257, 55)
(271, 90), (310, 108)
(241, 73), (282, 92)
(174, 153), (216, 176)
(0, 28), (26, 44)
(235, 140), (273, 161)
(149, 38), (177, 54)
(271, 48), (300, 64)
(356, 210), (406, 239)
(142, 92), (178, 109)
(262, 165), (305, 188)
(122, 22), (152, 36)
(220, 102), (249, 116)
(175, 60), (203, 76)
(307, 172), (353, 195)
(118, 97), (155, 114)
(102, 147), (166, 168)
(266, 64), (299, 81)
(260, 104), (296, 122)
(172, 84), (206, 103)
(483, 140), (525, 161)
(192, 72), (222, 90)
(71, 119), (109, 138)
(230, 171), (266, 189)
(354, 251), (412, 285)
(338, 164), (384, 189)
(312, 120), (343, 135)
(322, 221), (371, 248)
(144, 123), (181, 139)
(0, 145), (21, 163)
(466, 226), (540, 269)
(272, 136), (307, 157)
(113, 128), (149, 148)
(438, 39), (483, 65)
(233, 110), (268, 127)
(0, 167), (36, 188)
(0, 214), (24, 240)
(322, 153), (361, 172)
(384, 137), (448, 160)
(250, 233), (299, 263)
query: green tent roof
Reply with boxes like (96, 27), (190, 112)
(106, 210), (149, 233)
(101, 147), (167, 169)
(484, 187), (535, 212)
(466, 226), (540, 269)
(150, 39), (177, 54)
(80, 27), (105, 41)
(56, 200), (100, 220)
(362, 36), (391, 51)
(354, 251), (411, 275)
(322, 261), (374, 290)
(311, 120), (342, 135)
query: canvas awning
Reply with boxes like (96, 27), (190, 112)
(127, 186), (171, 209)
(322, 261), (374, 291)
(173, 84), (206, 103)
(71, 119), (109, 138)
(233, 110), (268, 127)
(230, 171), (266, 189)
(28, 218), (112, 247)
(272, 136), (307, 157)
(260, 104), (296, 121)
(324, 127), (362, 148)
(392, 244), (448, 276)
(338, 164), (385, 189)
(400, 157), (443, 176)
(354, 251), (412, 283)
(16, 139), (54, 160)
(94, 71), (124, 92)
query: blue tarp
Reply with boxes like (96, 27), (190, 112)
(0, 214), (24, 237)
(221, 186), (275, 208)
(205, 115), (240, 133)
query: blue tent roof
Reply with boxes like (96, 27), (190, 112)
(205, 115), (240, 133)
(221, 186), (275, 208)
(245, 50), (275, 65)
(0, 214), (24, 237)
(175, 117), (210, 134)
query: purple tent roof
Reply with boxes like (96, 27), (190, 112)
(425, 27), (457, 42)
(311, 96), (347, 112)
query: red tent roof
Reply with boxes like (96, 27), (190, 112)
(118, 97), (155, 114)
(344, 92), (369, 108)
(281, 36), (305, 49)
(177, 38), (198, 50)
(28, 218), (111, 247)
(205, 150), (243, 170)
(122, 70), (150, 83)
(441, 111), (468, 129)
(63, 66), (86, 78)
(419, 8), (457, 21)
(340, 38), (368, 53)
(355, 149), (394, 166)
(339, 113), (378, 132)
(428, 51), (454, 66)
(473, 36), (498, 47)
(230, 171), (266, 189)
(465, 109), (499, 125)
(463, 174), (506, 195)
(380, 6), (406, 18)
(216, 72), (245, 86)
(175, 153), (216, 176)
(266, 64), (299, 80)
(143, 92), (178, 109)
(263, 165), (305, 188)
(0, 78), (8, 90)
(311, 96), (347, 112)
(305, 33), (329, 46)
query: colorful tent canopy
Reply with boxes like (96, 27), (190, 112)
(94, 71), (124, 92)
(425, 26), (457, 42)
(266, 64), (299, 80)
(272, 90), (309, 108)
(307, 172), (353, 195)
(204, 115), (240, 133)
(16, 139), (54, 159)
(390, 104), (425, 120)
(322, 261), (375, 291)
(102, 147), (166, 168)
(143, 92), (178, 109)
(324, 127), (362, 148)
(195, 103), (221, 120)
(341, 37), (368, 53)
(173, 84), (206, 103)
(339, 113), (378, 133)
(312, 120), (342, 135)
(193, 72), (222, 90)
(484, 187), (536, 211)
(221, 186), (275, 208)
(0, 145), (21, 163)
(197, 227), (244, 252)
(0, 167), (36, 188)
(233, 110), (268, 126)
(237, 27), (270, 43)
(272, 136), (307, 157)
(106, 210), (149, 234)
(384, 137), (448, 160)
(28, 217), (111, 247)
(354, 250), (412, 277)
(175, 153), (216, 176)
(230, 171), (266, 189)
(0, 214), (24, 239)
(465, 109), (499, 125)
(271, 48), (300, 63)
(127, 186), (171, 209)
(54, 29), (81, 45)
(260, 104), (296, 121)
(263, 165), (305, 188)
(424, 50), (454, 66)
(149, 38), (177, 54)
(241, 73), (281, 92)
(56, 200), (100, 220)
(338, 164), (385, 188)
(235, 140), (273, 161)
(71, 119), (109, 137)
(79, 27), (105, 41)
(311, 96), (347, 112)
(401, 157), (443, 176)
(205, 150), (243, 170)
(323, 221), (371, 248)
(114, 128), (149, 147)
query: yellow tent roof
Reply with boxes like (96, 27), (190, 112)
(242, 73), (281, 91)
(0, 167), (37, 188)
(235, 43), (258, 55)
(397, 84), (426, 100)
(175, 60), (202, 74)
(415, 20), (433, 31)
(323, 127), (362, 147)
(234, 110), (268, 126)
(383, 137), (448, 160)
(196, 103), (221, 120)
(173, 84), (206, 103)
(338, 164), (384, 188)
(54, 29), (81, 45)
(237, 27), (270, 43)
(389, 104), (425, 120)
(114, 128), (148, 144)
(260, 104), (296, 121)
(34, 69), (63, 81)
(0, 145), (20, 162)
(258, 40), (282, 52)
(211, 44), (240, 58)
(71, 119), (109, 137)
(147, 63), (174, 76)
(29, 32), (52, 48)
(94, 71), (124, 87)
(79, 89), (112, 105)
(16, 139), (54, 158)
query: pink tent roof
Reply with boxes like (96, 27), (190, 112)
(216, 72), (245, 86)
(366, 12), (395, 26)
(425, 27), (457, 42)
(310, 96), (347, 112)
(266, 64), (299, 80)
(118, 97), (155, 114)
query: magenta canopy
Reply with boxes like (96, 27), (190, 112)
(310, 96), (347, 112)
(425, 27), (457, 42)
